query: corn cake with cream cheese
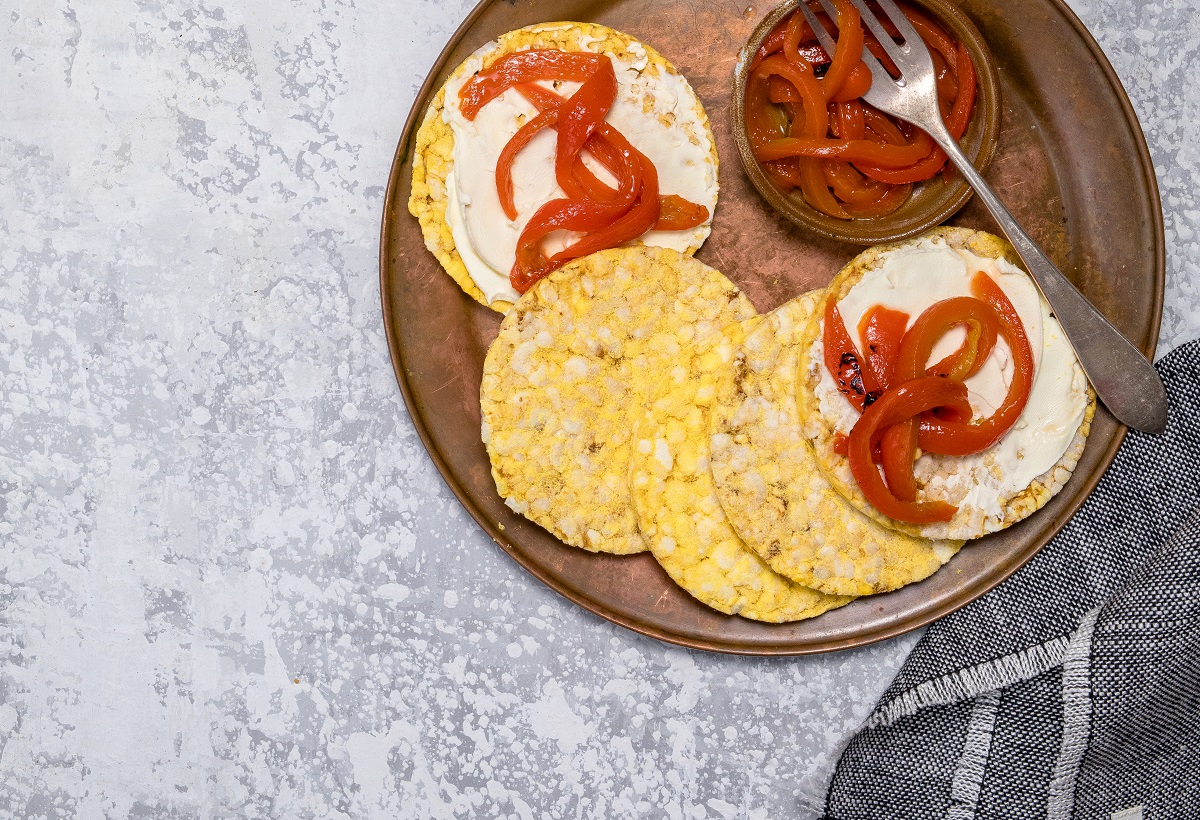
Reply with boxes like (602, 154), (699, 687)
(796, 227), (1096, 541)
(409, 23), (719, 313)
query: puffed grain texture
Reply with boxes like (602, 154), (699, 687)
(629, 315), (852, 622)
(481, 246), (755, 554)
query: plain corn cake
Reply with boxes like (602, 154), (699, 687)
(480, 246), (755, 555)
(629, 314), (852, 622)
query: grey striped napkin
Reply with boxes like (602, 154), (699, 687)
(823, 340), (1200, 820)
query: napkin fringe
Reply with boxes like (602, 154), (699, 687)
(1047, 608), (1100, 819)
(946, 690), (1000, 820)
(868, 634), (1071, 730)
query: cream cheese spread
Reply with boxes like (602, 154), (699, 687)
(442, 36), (719, 306)
(813, 237), (1089, 519)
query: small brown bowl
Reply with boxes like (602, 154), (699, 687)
(731, 0), (1001, 245)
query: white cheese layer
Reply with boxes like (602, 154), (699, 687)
(442, 37), (718, 307)
(814, 237), (1089, 516)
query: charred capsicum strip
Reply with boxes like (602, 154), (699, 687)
(822, 297), (883, 413)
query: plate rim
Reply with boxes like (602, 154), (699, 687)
(378, 0), (1165, 655)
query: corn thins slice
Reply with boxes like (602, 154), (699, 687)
(795, 227), (1096, 541)
(409, 22), (718, 313)
(481, 247), (755, 554)
(629, 315), (852, 622)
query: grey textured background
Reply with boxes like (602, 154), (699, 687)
(2, 0), (1196, 818)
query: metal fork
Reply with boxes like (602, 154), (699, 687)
(799, 0), (1168, 433)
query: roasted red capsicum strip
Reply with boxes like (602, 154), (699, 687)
(848, 376), (971, 523)
(496, 108), (558, 220)
(878, 295), (998, 499)
(655, 195), (710, 231)
(458, 50), (606, 119)
(895, 296), (1000, 384)
(756, 135), (934, 168)
(554, 59), (618, 193)
(519, 84), (708, 231)
(510, 198), (630, 292)
(826, 274), (1034, 514)
(917, 273), (1036, 455)
(755, 15), (829, 71)
(515, 84), (638, 207)
(858, 305), (910, 391)
(546, 154), (662, 268)
(823, 298), (883, 412)
(819, 0), (865, 100)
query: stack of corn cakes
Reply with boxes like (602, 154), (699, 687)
(478, 235), (1096, 624)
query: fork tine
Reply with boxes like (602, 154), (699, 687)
(871, 0), (926, 51)
(821, 0), (895, 90)
(815, 0), (852, 56)
(815, 0), (842, 33)
(809, 0), (895, 91)
(815, 0), (894, 85)
(856, 42), (899, 91)
(795, 1), (837, 59)
(844, 0), (907, 65)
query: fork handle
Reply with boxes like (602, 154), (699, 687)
(923, 121), (1168, 434)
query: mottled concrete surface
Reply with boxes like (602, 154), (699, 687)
(1, 1), (1196, 818)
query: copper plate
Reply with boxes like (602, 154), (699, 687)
(380, 0), (1164, 654)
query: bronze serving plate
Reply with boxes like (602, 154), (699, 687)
(380, 0), (1163, 654)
